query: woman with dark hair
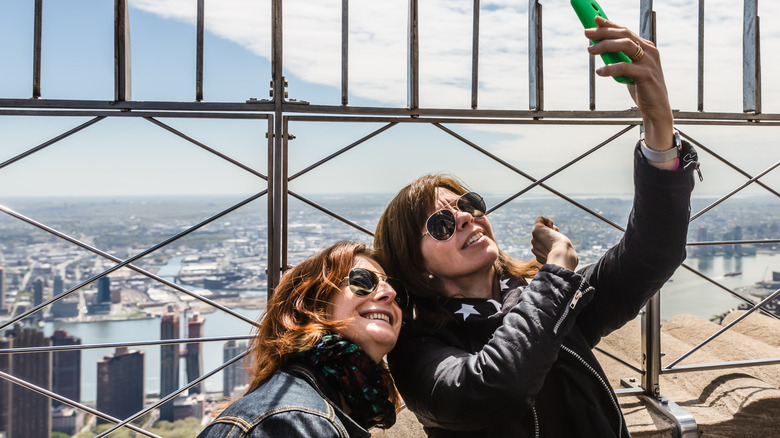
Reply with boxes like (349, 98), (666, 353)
(198, 241), (407, 438)
(373, 18), (699, 437)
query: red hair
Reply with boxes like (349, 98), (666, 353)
(243, 241), (400, 408)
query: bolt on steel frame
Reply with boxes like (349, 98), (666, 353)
(0, 0), (779, 436)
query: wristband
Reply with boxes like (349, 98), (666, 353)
(640, 129), (681, 162)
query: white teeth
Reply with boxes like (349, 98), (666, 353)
(463, 232), (483, 249)
(364, 313), (390, 324)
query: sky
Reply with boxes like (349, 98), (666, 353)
(0, 0), (778, 200)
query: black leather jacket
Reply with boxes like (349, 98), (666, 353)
(388, 141), (698, 437)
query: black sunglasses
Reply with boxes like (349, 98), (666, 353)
(346, 267), (409, 309)
(422, 192), (487, 241)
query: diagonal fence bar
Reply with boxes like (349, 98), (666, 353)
(145, 117), (269, 180)
(95, 351), (249, 438)
(690, 160), (779, 221)
(0, 116), (106, 170)
(0, 370), (161, 438)
(665, 287), (780, 369)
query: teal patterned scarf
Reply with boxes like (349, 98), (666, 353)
(297, 334), (396, 429)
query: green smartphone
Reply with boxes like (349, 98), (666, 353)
(570, 0), (634, 84)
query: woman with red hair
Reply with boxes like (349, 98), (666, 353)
(198, 241), (407, 437)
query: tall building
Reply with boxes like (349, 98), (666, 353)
(186, 313), (205, 395)
(97, 347), (145, 424)
(159, 306), (180, 422)
(33, 277), (44, 307)
(97, 276), (111, 303)
(0, 324), (52, 438)
(51, 329), (81, 407)
(223, 340), (248, 398)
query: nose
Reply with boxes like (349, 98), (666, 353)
(373, 281), (397, 303)
(455, 209), (475, 231)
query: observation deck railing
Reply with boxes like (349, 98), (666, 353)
(0, 1), (778, 437)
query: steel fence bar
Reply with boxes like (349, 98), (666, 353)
(0, 116), (106, 170)
(688, 239), (780, 246)
(95, 351), (249, 438)
(288, 190), (375, 236)
(0, 336), (254, 355)
(529, 0), (543, 110)
(589, 42), (596, 110)
(196, 0), (205, 102)
(697, 0), (704, 111)
(435, 123), (631, 233)
(678, 129), (780, 198)
(743, 0), (761, 114)
(487, 125), (634, 213)
(0, 370), (161, 438)
(33, 0), (42, 98)
(115, 0), (131, 101)
(690, 160), (780, 221)
(0, 203), (263, 328)
(679, 262), (780, 321)
(288, 122), (398, 181)
(594, 346), (644, 375)
(662, 357), (780, 374)
(0, 190), (268, 331)
(342, 0), (349, 106)
(408, 0), (419, 110)
(0, 110), (272, 119)
(471, 0), (480, 109)
(665, 287), (780, 369)
(145, 117), (268, 180)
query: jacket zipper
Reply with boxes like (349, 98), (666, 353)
(553, 278), (592, 334)
(532, 406), (540, 438)
(560, 345), (623, 438)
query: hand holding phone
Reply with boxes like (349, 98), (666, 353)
(570, 0), (634, 84)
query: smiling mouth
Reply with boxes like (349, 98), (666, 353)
(463, 232), (484, 249)
(363, 312), (392, 325)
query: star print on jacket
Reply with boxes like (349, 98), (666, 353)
(454, 304), (480, 321)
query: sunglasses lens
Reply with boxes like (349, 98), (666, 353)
(386, 278), (409, 309)
(348, 268), (377, 296)
(426, 210), (456, 241)
(458, 192), (486, 217)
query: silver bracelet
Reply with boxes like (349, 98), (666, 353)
(640, 129), (681, 162)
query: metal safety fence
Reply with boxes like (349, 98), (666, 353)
(0, 0), (778, 437)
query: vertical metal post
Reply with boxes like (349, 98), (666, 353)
(114, 0), (132, 102)
(471, 0), (480, 109)
(408, 0), (420, 110)
(641, 294), (662, 397)
(268, 0), (285, 297)
(697, 0), (704, 112)
(638, 0), (660, 398)
(743, 0), (761, 114)
(341, 0), (349, 106)
(33, 0), (43, 99)
(588, 42), (595, 111)
(282, 117), (290, 272)
(196, 0), (205, 102)
(528, 0), (543, 111)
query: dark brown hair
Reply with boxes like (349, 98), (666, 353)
(374, 174), (539, 328)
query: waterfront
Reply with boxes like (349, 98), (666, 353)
(36, 251), (779, 403)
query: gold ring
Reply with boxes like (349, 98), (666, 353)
(628, 42), (644, 63)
